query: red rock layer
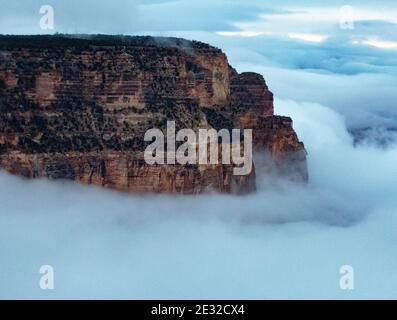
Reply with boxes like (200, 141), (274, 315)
(0, 35), (306, 194)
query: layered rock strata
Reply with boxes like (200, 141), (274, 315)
(0, 35), (307, 194)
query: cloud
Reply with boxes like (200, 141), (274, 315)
(288, 33), (328, 43)
(0, 0), (266, 34)
(161, 30), (396, 138)
(1, 0), (397, 299)
(361, 38), (397, 49)
(3, 0), (396, 140)
(233, 62), (397, 130)
(1, 98), (397, 299)
(216, 31), (268, 37)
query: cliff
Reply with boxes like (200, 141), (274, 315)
(0, 35), (307, 194)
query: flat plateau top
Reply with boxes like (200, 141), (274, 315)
(0, 34), (221, 54)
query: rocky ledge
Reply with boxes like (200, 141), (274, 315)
(0, 35), (307, 194)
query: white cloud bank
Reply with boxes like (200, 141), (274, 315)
(1, 0), (396, 300)
(1, 98), (396, 299)
(361, 39), (397, 49)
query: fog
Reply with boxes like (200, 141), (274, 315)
(1, 98), (397, 299)
(1, 0), (397, 300)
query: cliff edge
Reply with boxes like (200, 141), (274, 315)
(0, 35), (307, 194)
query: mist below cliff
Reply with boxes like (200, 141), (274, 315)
(1, 98), (396, 299)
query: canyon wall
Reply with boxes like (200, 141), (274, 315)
(0, 35), (307, 194)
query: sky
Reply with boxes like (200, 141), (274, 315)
(0, 0), (397, 299)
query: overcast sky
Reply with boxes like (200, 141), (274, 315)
(1, 0), (396, 130)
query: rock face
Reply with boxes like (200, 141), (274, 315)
(0, 35), (307, 194)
